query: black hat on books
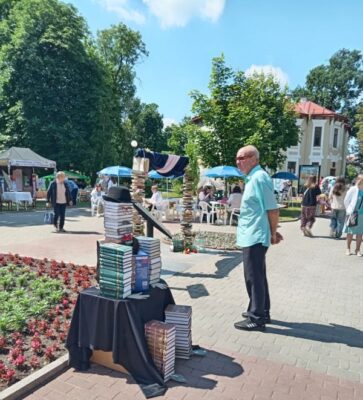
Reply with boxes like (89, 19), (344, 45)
(103, 186), (132, 203)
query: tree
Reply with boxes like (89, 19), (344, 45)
(355, 104), (363, 157)
(167, 118), (203, 192)
(292, 49), (363, 130)
(96, 24), (148, 117)
(190, 55), (299, 171)
(0, 0), (117, 174)
(95, 23), (148, 164)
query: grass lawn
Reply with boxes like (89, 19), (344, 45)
(279, 206), (301, 222)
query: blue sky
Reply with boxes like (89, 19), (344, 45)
(68, 0), (363, 125)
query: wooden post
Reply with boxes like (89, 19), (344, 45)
(181, 167), (193, 246)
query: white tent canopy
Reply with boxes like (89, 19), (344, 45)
(0, 147), (56, 169)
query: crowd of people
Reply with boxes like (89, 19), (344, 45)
(300, 173), (363, 256)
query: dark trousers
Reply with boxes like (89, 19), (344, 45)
(54, 203), (66, 229)
(71, 189), (78, 206)
(242, 243), (270, 323)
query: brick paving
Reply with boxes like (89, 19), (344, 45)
(1, 210), (363, 399)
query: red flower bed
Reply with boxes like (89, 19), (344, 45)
(0, 253), (96, 390)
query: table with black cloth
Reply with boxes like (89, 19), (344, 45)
(66, 284), (175, 398)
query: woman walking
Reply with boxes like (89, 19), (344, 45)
(344, 175), (363, 256)
(329, 177), (347, 238)
(301, 175), (321, 237)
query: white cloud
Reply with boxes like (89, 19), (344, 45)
(163, 117), (177, 128)
(97, 0), (226, 28)
(97, 0), (146, 24)
(143, 0), (226, 28)
(245, 65), (289, 87)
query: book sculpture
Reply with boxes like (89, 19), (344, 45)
(104, 201), (133, 243)
(137, 236), (162, 285)
(99, 243), (132, 299)
(145, 320), (176, 382)
(165, 305), (192, 359)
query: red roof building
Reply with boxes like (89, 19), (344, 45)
(294, 100), (349, 125)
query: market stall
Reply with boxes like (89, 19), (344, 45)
(0, 147), (56, 202)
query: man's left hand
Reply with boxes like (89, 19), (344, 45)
(271, 232), (283, 245)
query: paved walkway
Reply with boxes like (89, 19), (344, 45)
(1, 210), (363, 399)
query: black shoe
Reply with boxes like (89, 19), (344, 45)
(242, 312), (271, 324)
(234, 318), (265, 331)
(59, 228), (66, 233)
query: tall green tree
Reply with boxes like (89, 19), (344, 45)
(167, 117), (201, 189)
(190, 55), (299, 170)
(128, 100), (165, 152)
(96, 24), (148, 115)
(292, 49), (363, 131)
(95, 23), (148, 164)
(0, 0), (117, 174)
(355, 104), (363, 156)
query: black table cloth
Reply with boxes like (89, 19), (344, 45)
(66, 284), (175, 398)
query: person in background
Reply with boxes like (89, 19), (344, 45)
(228, 185), (243, 209)
(145, 185), (163, 210)
(344, 175), (363, 256)
(66, 179), (79, 206)
(47, 171), (72, 233)
(99, 176), (108, 193)
(107, 177), (117, 192)
(300, 175), (321, 237)
(91, 184), (104, 217)
(199, 186), (215, 204)
(329, 177), (347, 239)
(235, 145), (282, 331)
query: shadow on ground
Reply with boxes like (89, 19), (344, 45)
(268, 320), (363, 348)
(74, 349), (243, 395)
(163, 251), (243, 281)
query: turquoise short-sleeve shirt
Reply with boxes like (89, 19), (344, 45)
(237, 165), (278, 248)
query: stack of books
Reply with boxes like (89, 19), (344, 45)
(104, 201), (133, 243)
(137, 237), (162, 285)
(99, 243), (132, 299)
(133, 251), (150, 292)
(165, 305), (192, 359)
(145, 320), (176, 381)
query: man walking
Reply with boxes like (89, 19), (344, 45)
(47, 171), (72, 233)
(235, 145), (283, 331)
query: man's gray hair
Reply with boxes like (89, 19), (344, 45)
(243, 145), (260, 160)
(251, 146), (260, 160)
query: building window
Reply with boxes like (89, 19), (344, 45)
(330, 169), (336, 176)
(313, 127), (322, 147)
(287, 161), (296, 174)
(333, 128), (339, 148)
(312, 162), (320, 167)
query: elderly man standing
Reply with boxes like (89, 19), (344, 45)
(47, 171), (72, 233)
(235, 145), (283, 331)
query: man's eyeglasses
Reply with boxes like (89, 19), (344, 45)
(236, 154), (253, 162)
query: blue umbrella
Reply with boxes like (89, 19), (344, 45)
(272, 172), (298, 180)
(98, 166), (132, 177)
(148, 170), (175, 179)
(204, 166), (243, 178)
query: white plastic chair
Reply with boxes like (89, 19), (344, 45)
(229, 208), (240, 225)
(152, 201), (169, 221)
(91, 195), (104, 217)
(199, 201), (214, 224)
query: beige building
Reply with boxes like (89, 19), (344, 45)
(284, 100), (350, 178)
